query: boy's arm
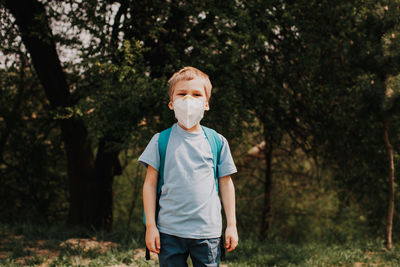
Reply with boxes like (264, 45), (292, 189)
(143, 165), (161, 254)
(219, 175), (238, 252)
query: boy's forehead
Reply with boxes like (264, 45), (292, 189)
(173, 79), (206, 92)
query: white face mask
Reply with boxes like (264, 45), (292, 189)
(173, 96), (206, 129)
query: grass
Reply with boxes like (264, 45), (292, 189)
(228, 238), (400, 266)
(0, 222), (157, 267)
(1, 223), (400, 266)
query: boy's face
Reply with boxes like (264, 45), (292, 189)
(168, 79), (210, 110)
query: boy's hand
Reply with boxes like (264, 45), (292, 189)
(145, 225), (161, 254)
(225, 225), (238, 252)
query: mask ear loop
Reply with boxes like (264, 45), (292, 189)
(205, 101), (210, 111)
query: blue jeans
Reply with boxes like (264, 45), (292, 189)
(158, 232), (221, 267)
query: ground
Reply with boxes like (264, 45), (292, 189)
(0, 232), (229, 266)
(1, 224), (400, 266)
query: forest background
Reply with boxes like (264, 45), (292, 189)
(1, 0), (400, 261)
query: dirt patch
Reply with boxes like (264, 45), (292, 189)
(0, 235), (120, 265)
(0, 251), (11, 259)
(354, 262), (379, 267)
(60, 238), (119, 253)
(25, 247), (60, 257)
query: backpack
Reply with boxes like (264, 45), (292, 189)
(144, 125), (224, 260)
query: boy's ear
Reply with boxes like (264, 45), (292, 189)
(205, 101), (210, 111)
(168, 101), (174, 110)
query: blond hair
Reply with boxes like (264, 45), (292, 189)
(168, 66), (212, 100)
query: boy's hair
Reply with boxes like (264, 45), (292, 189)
(168, 66), (212, 100)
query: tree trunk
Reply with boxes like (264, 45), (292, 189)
(383, 119), (394, 250)
(94, 139), (122, 231)
(4, 0), (119, 230)
(260, 134), (273, 239)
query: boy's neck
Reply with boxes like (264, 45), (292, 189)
(177, 122), (202, 133)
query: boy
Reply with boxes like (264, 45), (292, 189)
(139, 66), (238, 267)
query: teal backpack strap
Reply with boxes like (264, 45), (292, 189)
(144, 127), (171, 261)
(143, 127), (172, 225)
(201, 126), (222, 192)
(202, 126), (225, 261)
(157, 127), (172, 196)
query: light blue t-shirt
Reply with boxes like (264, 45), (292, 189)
(138, 123), (237, 239)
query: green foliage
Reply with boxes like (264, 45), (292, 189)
(69, 38), (169, 151)
(113, 157), (146, 233)
(233, 129), (371, 243)
(0, 61), (69, 223)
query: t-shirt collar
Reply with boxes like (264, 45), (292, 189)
(174, 123), (204, 139)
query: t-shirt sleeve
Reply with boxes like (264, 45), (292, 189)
(138, 133), (160, 171)
(217, 134), (237, 178)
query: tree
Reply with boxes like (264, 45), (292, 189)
(1, 0), (162, 229)
(355, 1), (400, 249)
(2, 0), (110, 229)
(284, 0), (400, 247)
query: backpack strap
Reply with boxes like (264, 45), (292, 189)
(201, 125), (225, 260)
(144, 127), (172, 260)
(143, 127), (172, 226)
(201, 126), (222, 192)
(157, 127), (172, 196)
